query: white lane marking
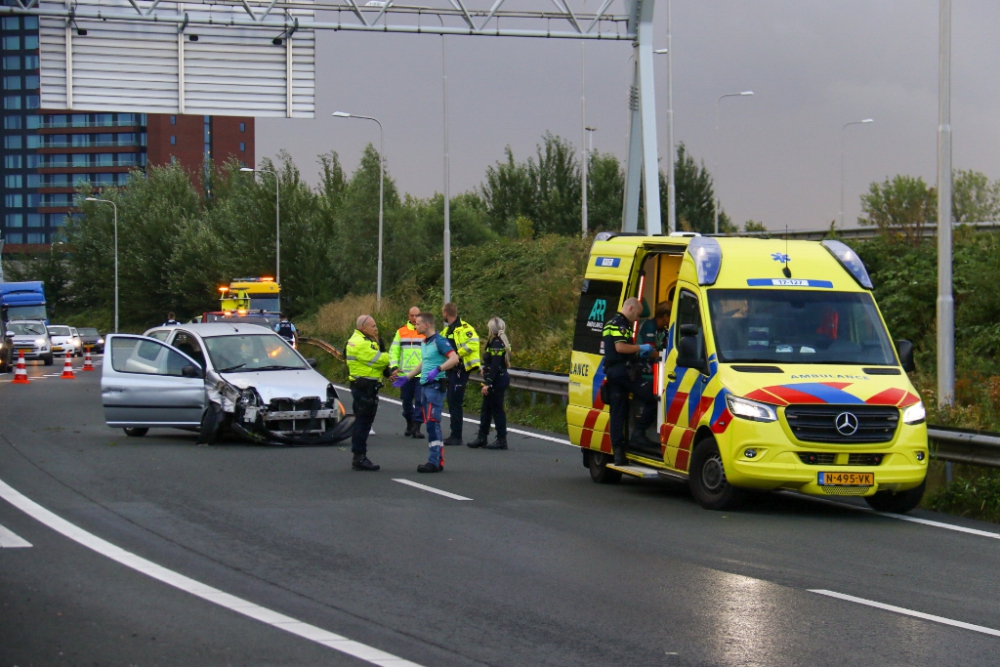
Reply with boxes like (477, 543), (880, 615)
(778, 491), (1000, 540)
(810, 589), (1000, 638)
(0, 522), (32, 548)
(0, 477), (426, 667)
(392, 479), (472, 501)
(335, 384), (574, 447)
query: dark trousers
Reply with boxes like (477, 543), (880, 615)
(446, 367), (470, 438)
(478, 374), (509, 438)
(607, 372), (656, 452)
(350, 381), (380, 454)
(400, 377), (423, 423)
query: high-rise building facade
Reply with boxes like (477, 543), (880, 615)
(1, 9), (255, 254)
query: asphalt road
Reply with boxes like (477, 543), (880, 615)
(1, 360), (999, 666)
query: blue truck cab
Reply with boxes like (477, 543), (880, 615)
(0, 281), (48, 326)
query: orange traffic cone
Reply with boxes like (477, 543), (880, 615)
(61, 350), (76, 379)
(82, 347), (95, 371)
(12, 350), (29, 385)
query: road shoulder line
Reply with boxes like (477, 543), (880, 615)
(392, 478), (472, 501)
(0, 521), (32, 548)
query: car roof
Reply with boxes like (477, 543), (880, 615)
(151, 322), (276, 338)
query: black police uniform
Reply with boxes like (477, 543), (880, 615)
(276, 320), (295, 343)
(602, 312), (657, 464)
(474, 336), (510, 448)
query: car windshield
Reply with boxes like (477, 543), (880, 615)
(708, 289), (897, 365)
(79, 328), (99, 336)
(203, 334), (306, 372)
(48, 326), (71, 336)
(8, 322), (47, 336)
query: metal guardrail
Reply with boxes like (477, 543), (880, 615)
(740, 221), (1000, 241)
(300, 336), (1000, 467)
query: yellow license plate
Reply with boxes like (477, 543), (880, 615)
(53, 346), (63, 351)
(819, 472), (874, 486)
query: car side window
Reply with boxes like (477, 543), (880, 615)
(675, 289), (705, 355)
(172, 331), (206, 369)
(147, 329), (170, 341)
(110, 337), (192, 377)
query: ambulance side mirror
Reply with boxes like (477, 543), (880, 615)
(676, 324), (708, 374)
(896, 340), (915, 373)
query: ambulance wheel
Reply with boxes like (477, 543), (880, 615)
(864, 480), (926, 514)
(123, 428), (149, 437)
(589, 451), (622, 485)
(690, 438), (744, 510)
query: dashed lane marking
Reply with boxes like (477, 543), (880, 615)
(392, 479), (472, 501)
(0, 477), (426, 666)
(0, 522), (32, 548)
(810, 589), (1000, 638)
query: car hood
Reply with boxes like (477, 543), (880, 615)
(11, 334), (45, 343)
(219, 368), (331, 404)
(50, 336), (73, 344)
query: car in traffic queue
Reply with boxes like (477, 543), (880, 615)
(568, 233), (928, 513)
(5, 320), (54, 365)
(47, 325), (82, 358)
(100, 322), (353, 446)
(76, 327), (105, 353)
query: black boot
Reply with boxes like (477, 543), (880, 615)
(404, 420), (414, 437)
(613, 445), (627, 466)
(443, 434), (464, 446)
(485, 437), (507, 450)
(352, 453), (380, 471)
(467, 431), (488, 448)
(411, 422), (424, 439)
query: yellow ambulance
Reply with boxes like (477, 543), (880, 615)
(568, 233), (928, 512)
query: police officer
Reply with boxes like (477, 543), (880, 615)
(274, 314), (297, 346)
(346, 314), (394, 471)
(389, 306), (425, 438)
(603, 297), (658, 466)
(441, 302), (481, 446)
(163, 312), (180, 326)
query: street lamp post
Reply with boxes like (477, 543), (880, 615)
(583, 126), (596, 234)
(839, 119), (874, 229)
(333, 111), (384, 307)
(937, 0), (954, 407)
(85, 197), (118, 332)
(715, 90), (754, 234)
(439, 17), (451, 303)
(239, 167), (280, 285)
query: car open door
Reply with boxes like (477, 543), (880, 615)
(102, 334), (206, 429)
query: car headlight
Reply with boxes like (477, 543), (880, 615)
(98, 338), (105, 344)
(726, 394), (778, 423)
(902, 401), (926, 425)
(36, 338), (46, 346)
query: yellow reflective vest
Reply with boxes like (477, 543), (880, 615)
(346, 329), (389, 381)
(444, 317), (481, 372)
(389, 322), (424, 373)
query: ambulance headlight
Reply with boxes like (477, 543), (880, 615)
(726, 394), (778, 423)
(903, 402), (926, 425)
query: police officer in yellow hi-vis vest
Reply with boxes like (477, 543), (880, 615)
(346, 314), (396, 471)
(441, 302), (481, 446)
(389, 306), (425, 438)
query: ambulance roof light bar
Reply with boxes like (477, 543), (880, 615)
(821, 239), (873, 289)
(687, 237), (722, 286)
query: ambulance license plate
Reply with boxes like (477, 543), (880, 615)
(818, 472), (873, 486)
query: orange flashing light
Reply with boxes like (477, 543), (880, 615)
(261, 277), (274, 282)
(219, 286), (229, 292)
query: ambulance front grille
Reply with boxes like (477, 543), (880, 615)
(784, 405), (899, 444)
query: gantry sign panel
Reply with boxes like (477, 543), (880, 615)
(38, 0), (315, 118)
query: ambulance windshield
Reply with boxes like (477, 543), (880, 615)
(708, 290), (897, 366)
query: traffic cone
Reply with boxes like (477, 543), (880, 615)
(61, 350), (76, 379)
(12, 350), (29, 385)
(82, 347), (94, 371)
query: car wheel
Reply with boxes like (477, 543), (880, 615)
(689, 437), (745, 510)
(43, 354), (54, 366)
(864, 480), (926, 514)
(123, 427), (149, 437)
(588, 450), (623, 484)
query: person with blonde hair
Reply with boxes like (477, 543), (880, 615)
(468, 317), (512, 450)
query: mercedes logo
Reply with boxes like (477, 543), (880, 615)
(835, 411), (859, 436)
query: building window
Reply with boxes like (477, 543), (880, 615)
(240, 142), (245, 152)
(5, 233), (23, 243)
(4, 155), (22, 168)
(25, 154), (40, 168)
(4, 134), (21, 148)
(5, 194), (23, 208)
(26, 194), (40, 207)
(5, 215), (23, 228)
(72, 113), (87, 127)
(25, 114), (39, 128)
(2, 56), (19, 70)
(24, 75), (38, 89)
(4, 174), (22, 188)
(24, 55), (38, 70)
(72, 154), (88, 167)
(3, 75), (20, 90)
(24, 35), (38, 50)
(2, 36), (20, 50)
(94, 153), (112, 166)
(1, 16), (19, 30)
(3, 115), (20, 129)
(240, 122), (246, 132)
(25, 95), (38, 109)
(170, 135), (176, 145)
(26, 174), (39, 188)
(170, 115), (176, 125)
(71, 134), (89, 147)
(51, 214), (68, 227)
(23, 17), (37, 30)
(25, 135), (40, 148)
(26, 214), (43, 228)
(94, 113), (112, 126)
(26, 233), (45, 244)
(3, 95), (21, 110)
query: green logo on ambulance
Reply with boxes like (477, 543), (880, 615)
(588, 299), (607, 323)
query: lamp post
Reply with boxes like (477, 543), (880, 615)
(715, 90), (754, 234)
(438, 16), (451, 303)
(655, 2), (674, 232)
(239, 167), (280, 285)
(333, 111), (384, 307)
(839, 119), (874, 229)
(85, 197), (118, 332)
(583, 126), (596, 233)
(937, 0), (954, 407)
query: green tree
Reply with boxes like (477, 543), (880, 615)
(859, 175), (936, 246)
(953, 169), (1000, 223)
(666, 143), (734, 234)
(587, 151), (624, 233)
(481, 147), (532, 236)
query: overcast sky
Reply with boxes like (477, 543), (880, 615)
(256, 1), (1000, 231)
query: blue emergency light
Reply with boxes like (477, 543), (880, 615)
(821, 240), (873, 289)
